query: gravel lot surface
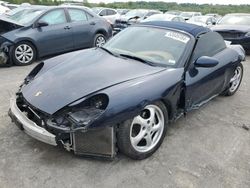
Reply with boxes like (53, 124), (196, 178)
(0, 56), (249, 188)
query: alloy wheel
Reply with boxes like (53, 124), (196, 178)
(130, 104), (165, 153)
(229, 66), (242, 93)
(15, 44), (34, 64)
(95, 36), (106, 47)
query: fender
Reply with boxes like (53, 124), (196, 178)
(90, 68), (185, 128)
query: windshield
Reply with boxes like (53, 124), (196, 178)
(8, 8), (45, 25)
(218, 15), (250, 25)
(5, 7), (27, 16)
(104, 26), (190, 67)
(125, 10), (147, 18)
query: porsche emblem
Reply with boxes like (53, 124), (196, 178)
(35, 91), (42, 97)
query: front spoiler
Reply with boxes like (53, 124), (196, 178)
(9, 97), (57, 146)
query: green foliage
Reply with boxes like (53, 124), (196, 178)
(4, 0), (250, 15)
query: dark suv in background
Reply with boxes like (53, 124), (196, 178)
(212, 13), (250, 53)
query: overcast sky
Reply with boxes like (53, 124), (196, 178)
(87, 0), (250, 5)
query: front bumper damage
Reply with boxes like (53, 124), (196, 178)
(0, 51), (8, 65)
(9, 97), (116, 159)
(0, 37), (14, 66)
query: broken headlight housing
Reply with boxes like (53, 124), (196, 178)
(50, 94), (109, 129)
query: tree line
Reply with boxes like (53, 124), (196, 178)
(6, 0), (250, 15)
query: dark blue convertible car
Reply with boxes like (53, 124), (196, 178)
(9, 22), (245, 160)
(0, 6), (112, 66)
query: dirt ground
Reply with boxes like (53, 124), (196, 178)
(0, 56), (249, 188)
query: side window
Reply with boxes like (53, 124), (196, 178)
(99, 9), (107, 16)
(39, 9), (67, 25)
(191, 32), (226, 63)
(68, 9), (88, 22)
(107, 9), (116, 15)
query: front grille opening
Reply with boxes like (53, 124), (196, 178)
(16, 95), (46, 128)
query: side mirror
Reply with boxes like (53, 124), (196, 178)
(35, 20), (49, 28)
(194, 56), (219, 68)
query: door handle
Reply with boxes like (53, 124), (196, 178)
(64, 26), (71, 30)
(89, 21), (96, 25)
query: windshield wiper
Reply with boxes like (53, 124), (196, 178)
(99, 47), (119, 57)
(119, 53), (156, 66)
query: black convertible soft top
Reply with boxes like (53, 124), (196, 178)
(141, 21), (211, 38)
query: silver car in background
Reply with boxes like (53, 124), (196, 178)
(141, 13), (185, 22)
(92, 7), (120, 25)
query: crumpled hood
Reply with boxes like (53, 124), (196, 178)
(0, 17), (24, 35)
(22, 48), (165, 115)
(212, 24), (250, 33)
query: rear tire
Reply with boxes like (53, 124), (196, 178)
(94, 33), (106, 47)
(117, 101), (168, 160)
(221, 63), (243, 96)
(12, 41), (36, 66)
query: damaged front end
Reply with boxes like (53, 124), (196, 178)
(0, 18), (23, 66)
(9, 88), (116, 159)
(0, 37), (12, 65)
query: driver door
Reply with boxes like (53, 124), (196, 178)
(34, 8), (74, 57)
(185, 32), (228, 110)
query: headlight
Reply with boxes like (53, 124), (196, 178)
(52, 94), (109, 128)
(245, 32), (250, 37)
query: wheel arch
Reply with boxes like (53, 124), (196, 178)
(95, 29), (108, 38)
(13, 38), (39, 59)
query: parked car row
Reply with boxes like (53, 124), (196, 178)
(0, 3), (249, 67)
(0, 6), (112, 66)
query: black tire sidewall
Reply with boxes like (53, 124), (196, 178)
(12, 41), (36, 66)
(117, 101), (168, 160)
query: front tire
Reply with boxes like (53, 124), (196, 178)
(12, 41), (36, 66)
(117, 101), (168, 160)
(222, 63), (243, 96)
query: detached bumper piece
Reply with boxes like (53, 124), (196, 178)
(9, 97), (116, 159)
(9, 97), (57, 146)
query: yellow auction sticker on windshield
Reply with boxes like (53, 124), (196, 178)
(165, 31), (190, 43)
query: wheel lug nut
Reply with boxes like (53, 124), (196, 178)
(147, 120), (150, 124)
